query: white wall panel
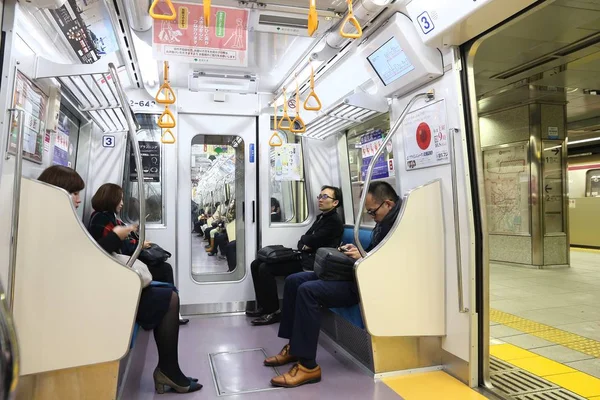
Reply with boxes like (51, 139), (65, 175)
(391, 49), (474, 363)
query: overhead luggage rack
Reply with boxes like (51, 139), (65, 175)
(301, 92), (389, 140)
(34, 57), (137, 133)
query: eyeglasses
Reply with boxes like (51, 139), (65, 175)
(366, 202), (385, 216)
(317, 194), (336, 201)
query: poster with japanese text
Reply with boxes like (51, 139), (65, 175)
(152, 2), (249, 67)
(360, 129), (394, 180)
(8, 71), (48, 164)
(273, 144), (302, 181)
(402, 100), (449, 171)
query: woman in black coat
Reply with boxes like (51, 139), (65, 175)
(38, 166), (201, 394)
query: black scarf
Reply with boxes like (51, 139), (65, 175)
(369, 200), (401, 251)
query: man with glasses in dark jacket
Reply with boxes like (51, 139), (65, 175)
(247, 185), (344, 326)
(264, 181), (401, 388)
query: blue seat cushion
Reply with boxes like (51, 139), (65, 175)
(130, 323), (139, 349)
(341, 226), (372, 250)
(330, 305), (364, 329)
(328, 226), (372, 330)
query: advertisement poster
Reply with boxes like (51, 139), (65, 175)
(52, 114), (70, 166)
(130, 141), (161, 182)
(49, 0), (119, 64)
(152, 2), (249, 67)
(273, 143), (302, 181)
(360, 130), (393, 180)
(8, 71), (48, 164)
(402, 100), (449, 170)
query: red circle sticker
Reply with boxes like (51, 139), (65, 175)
(416, 122), (432, 150)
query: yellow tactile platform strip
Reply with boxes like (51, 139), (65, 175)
(491, 309), (600, 357)
(491, 344), (600, 398)
(383, 371), (488, 400)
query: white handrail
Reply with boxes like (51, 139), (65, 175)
(353, 90), (435, 256)
(107, 63), (146, 267)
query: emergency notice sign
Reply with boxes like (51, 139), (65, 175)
(152, 2), (249, 67)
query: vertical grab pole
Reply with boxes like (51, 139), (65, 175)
(353, 91), (435, 256)
(449, 128), (469, 313)
(108, 63), (146, 267)
(6, 109), (25, 310)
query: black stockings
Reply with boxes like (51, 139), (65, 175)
(153, 291), (187, 386)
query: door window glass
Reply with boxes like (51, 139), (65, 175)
(122, 114), (164, 224)
(345, 113), (394, 226)
(191, 134), (245, 280)
(269, 128), (309, 224)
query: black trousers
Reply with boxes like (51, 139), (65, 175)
(278, 272), (359, 361)
(226, 241), (236, 272)
(250, 258), (305, 314)
(211, 232), (228, 255)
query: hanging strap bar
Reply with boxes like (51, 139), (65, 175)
(149, 0), (176, 20)
(158, 106), (176, 128)
(307, 0), (318, 36)
(354, 90), (435, 257)
(204, 0), (211, 26)
(278, 90), (293, 130)
(161, 128), (176, 144)
(303, 64), (322, 111)
(108, 63), (146, 267)
(339, 0), (362, 39)
(291, 80), (306, 133)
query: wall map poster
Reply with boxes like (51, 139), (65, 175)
(402, 100), (449, 170)
(130, 141), (161, 182)
(152, 2), (249, 67)
(8, 71), (49, 164)
(483, 143), (530, 235)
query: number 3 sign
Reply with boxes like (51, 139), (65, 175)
(103, 135), (115, 148)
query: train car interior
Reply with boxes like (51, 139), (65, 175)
(0, 0), (599, 399)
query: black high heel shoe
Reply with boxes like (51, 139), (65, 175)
(153, 368), (202, 394)
(179, 318), (189, 325)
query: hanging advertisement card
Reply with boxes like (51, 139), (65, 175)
(153, 2), (249, 67)
(403, 100), (449, 170)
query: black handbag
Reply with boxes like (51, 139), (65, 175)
(314, 247), (356, 281)
(138, 243), (172, 267)
(257, 245), (300, 264)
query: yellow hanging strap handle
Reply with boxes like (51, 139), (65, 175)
(204, 0), (211, 26)
(339, 0), (362, 39)
(307, 0), (318, 37)
(161, 128), (176, 144)
(291, 80), (306, 133)
(269, 103), (282, 146)
(277, 90), (293, 131)
(156, 62), (176, 104)
(158, 106), (176, 128)
(149, 0), (176, 21)
(303, 64), (322, 111)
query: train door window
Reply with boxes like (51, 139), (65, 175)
(54, 106), (81, 169)
(269, 128), (309, 224)
(191, 135), (244, 277)
(345, 113), (393, 226)
(585, 169), (600, 197)
(122, 114), (164, 225)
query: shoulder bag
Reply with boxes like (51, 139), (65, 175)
(314, 247), (356, 281)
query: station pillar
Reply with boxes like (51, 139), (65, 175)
(479, 102), (569, 268)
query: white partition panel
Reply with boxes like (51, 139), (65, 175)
(356, 180), (445, 337)
(13, 179), (141, 375)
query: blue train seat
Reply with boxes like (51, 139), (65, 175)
(329, 225), (372, 330)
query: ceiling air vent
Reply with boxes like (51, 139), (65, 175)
(250, 10), (334, 37)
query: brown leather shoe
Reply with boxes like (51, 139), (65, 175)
(270, 363), (321, 388)
(264, 344), (298, 367)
